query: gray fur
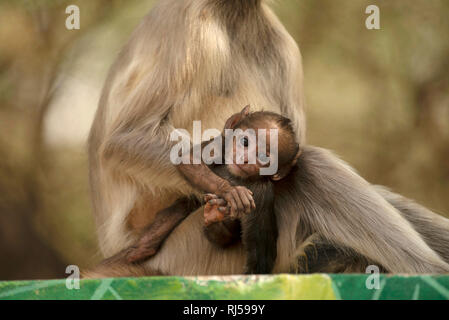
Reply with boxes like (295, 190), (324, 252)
(88, 0), (305, 257)
(376, 186), (449, 264)
(278, 146), (449, 273)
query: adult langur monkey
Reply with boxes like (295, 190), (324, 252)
(87, 0), (449, 277)
(89, 0), (305, 259)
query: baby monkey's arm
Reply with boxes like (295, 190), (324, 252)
(178, 136), (255, 217)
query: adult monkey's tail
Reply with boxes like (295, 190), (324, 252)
(375, 185), (449, 264)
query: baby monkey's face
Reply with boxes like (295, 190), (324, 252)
(226, 123), (278, 179)
(222, 107), (300, 181)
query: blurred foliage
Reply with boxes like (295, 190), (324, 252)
(0, 0), (447, 280)
(0, 0), (146, 280)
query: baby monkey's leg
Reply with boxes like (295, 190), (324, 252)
(203, 194), (230, 225)
(204, 193), (278, 274)
(126, 196), (201, 263)
(203, 194), (241, 247)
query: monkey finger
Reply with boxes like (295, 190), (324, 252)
(236, 188), (252, 214)
(246, 192), (256, 210)
(229, 207), (237, 219)
(240, 188), (256, 210)
(231, 189), (245, 214)
(240, 189), (254, 213)
(250, 198), (256, 210)
(226, 196), (239, 218)
(204, 194), (218, 202)
(209, 198), (227, 206)
(237, 189), (253, 214)
(218, 206), (230, 214)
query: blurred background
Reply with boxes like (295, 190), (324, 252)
(0, 0), (448, 280)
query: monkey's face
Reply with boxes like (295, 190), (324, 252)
(225, 124), (276, 179)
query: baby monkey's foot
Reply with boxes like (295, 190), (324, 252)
(204, 194), (231, 225)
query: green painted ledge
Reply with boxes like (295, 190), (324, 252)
(1, 274), (449, 300)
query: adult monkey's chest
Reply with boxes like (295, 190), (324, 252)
(227, 12), (289, 99)
(178, 50), (287, 136)
(170, 5), (292, 133)
(204, 31), (290, 126)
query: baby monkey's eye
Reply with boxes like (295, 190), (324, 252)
(258, 153), (270, 165)
(240, 137), (249, 147)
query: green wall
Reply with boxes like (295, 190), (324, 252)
(1, 274), (449, 300)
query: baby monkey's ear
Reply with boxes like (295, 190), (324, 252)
(224, 105), (251, 129)
(271, 149), (302, 181)
(291, 149), (302, 167)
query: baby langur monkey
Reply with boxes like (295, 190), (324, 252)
(202, 109), (301, 274)
(123, 107), (300, 274)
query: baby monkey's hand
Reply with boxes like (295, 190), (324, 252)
(214, 185), (256, 217)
